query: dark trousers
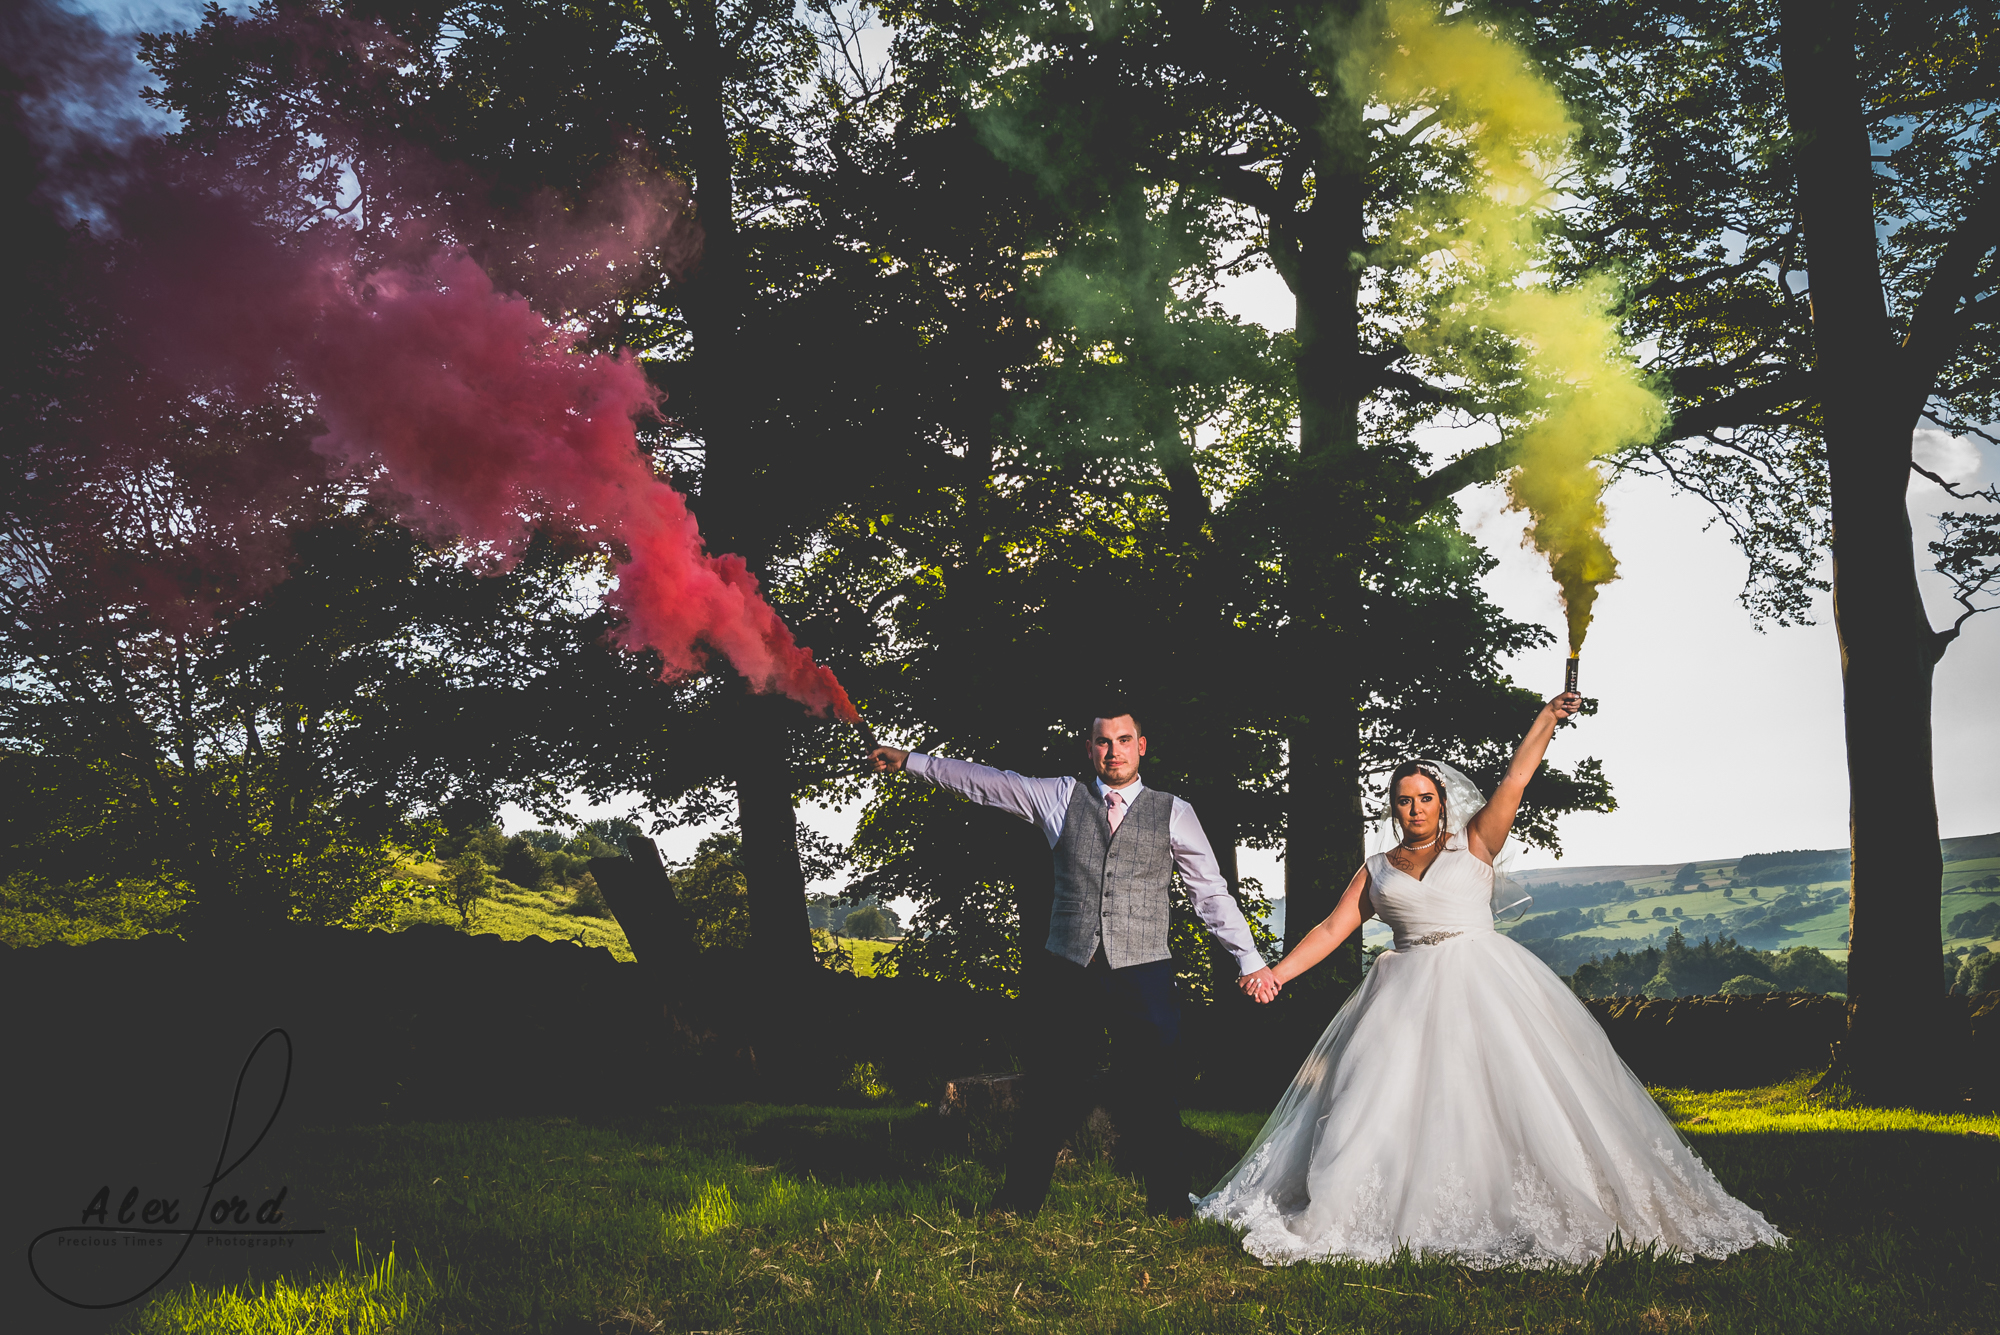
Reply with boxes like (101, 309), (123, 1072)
(1001, 949), (1187, 1217)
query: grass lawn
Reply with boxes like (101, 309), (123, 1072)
(107, 1077), (2000, 1334)
(826, 936), (901, 978)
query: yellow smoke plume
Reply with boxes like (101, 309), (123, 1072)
(1347, 0), (1666, 652)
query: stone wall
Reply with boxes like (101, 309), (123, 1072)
(2, 923), (1019, 1123)
(9, 929), (1995, 1122)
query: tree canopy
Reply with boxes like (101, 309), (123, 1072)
(31, 0), (1991, 1036)
(1542, 0), (2000, 1099)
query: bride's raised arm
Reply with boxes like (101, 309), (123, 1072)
(1259, 864), (1373, 994)
(1466, 690), (1582, 861)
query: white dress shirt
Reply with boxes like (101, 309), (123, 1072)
(903, 752), (1268, 975)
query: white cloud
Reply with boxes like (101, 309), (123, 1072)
(1911, 429), (1984, 492)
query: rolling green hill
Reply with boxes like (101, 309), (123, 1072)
(1487, 831), (2000, 981)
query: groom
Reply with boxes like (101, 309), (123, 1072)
(870, 709), (1279, 1219)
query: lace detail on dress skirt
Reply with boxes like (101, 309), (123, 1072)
(1191, 901), (1787, 1269)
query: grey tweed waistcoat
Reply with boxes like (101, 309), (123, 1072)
(1047, 779), (1176, 969)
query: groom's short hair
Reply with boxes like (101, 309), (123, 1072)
(1083, 706), (1144, 738)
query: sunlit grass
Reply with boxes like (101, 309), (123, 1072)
(381, 863), (638, 961)
(839, 937), (899, 977)
(1655, 1071), (2000, 1137)
(117, 1234), (443, 1335)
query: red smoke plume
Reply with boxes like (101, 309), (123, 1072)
(5, 0), (855, 720)
(304, 250), (857, 718)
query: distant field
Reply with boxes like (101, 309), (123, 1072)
(390, 867), (908, 975)
(824, 935), (901, 977)
(383, 859), (642, 959)
(1490, 833), (2000, 966)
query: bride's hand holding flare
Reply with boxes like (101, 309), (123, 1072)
(1464, 689), (1580, 861)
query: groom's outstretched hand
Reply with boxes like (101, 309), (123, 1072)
(868, 746), (909, 774)
(1239, 967), (1281, 1004)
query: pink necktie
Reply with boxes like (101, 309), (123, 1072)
(1105, 788), (1125, 834)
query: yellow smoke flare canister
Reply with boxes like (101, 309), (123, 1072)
(1565, 654), (1578, 697)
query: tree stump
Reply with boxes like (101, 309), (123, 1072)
(935, 1072), (1120, 1160)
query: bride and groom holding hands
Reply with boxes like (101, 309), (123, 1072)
(867, 694), (1785, 1267)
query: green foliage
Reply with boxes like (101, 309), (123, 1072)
(671, 833), (752, 952)
(1737, 849), (1850, 887)
(500, 836), (553, 892)
(836, 1061), (895, 1104)
(1948, 902), (2000, 939)
(564, 874), (611, 919)
(456, 825), (507, 868)
(1570, 930), (1847, 999)
(0, 874), (190, 949)
(566, 831), (619, 860)
(581, 817), (642, 849)
(1540, 0), (2000, 624)
(1950, 950), (2000, 997)
(517, 829), (569, 854)
(840, 905), (892, 938)
(1169, 877), (1284, 1005)
(442, 853), (491, 929)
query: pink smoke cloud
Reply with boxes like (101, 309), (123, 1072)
(8, 0), (852, 718)
(300, 248), (854, 717)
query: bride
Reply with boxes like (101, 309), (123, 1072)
(1195, 690), (1785, 1267)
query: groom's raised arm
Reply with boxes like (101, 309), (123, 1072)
(900, 753), (1074, 846)
(1170, 800), (1268, 976)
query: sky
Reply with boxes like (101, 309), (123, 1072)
(1213, 268), (2000, 879)
(62, 0), (2000, 897)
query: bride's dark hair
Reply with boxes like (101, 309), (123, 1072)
(1386, 760), (1452, 845)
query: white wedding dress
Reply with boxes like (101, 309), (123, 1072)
(1195, 841), (1785, 1267)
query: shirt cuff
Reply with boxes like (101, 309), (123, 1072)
(904, 752), (933, 777)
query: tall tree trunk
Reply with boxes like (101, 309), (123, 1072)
(1280, 131), (1368, 1002)
(735, 699), (818, 971)
(1780, 0), (1958, 1102)
(658, 0), (818, 971)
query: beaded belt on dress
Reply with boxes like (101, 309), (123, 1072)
(1400, 929), (1463, 948)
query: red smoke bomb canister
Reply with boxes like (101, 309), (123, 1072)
(1565, 654), (1579, 696)
(856, 716), (883, 774)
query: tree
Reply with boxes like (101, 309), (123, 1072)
(500, 836), (553, 891)
(580, 818), (642, 850)
(867, 0), (1621, 1010)
(130, 0), (922, 976)
(670, 831), (753, 950)
(36, 0), (1619, 999)
(1570, 930), (1846, 998)
(841, 904), (890, 938)
(1542, 0), (2000, 1099)
(443, 852), (492, 928)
